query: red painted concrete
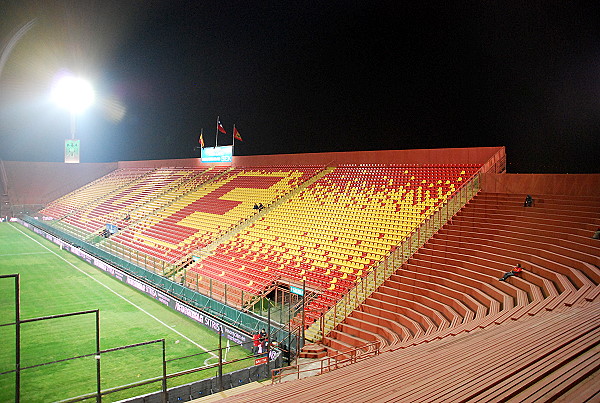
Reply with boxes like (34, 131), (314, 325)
(115, 146), (505, 168)
(481, 173), (600, 197)
(2, 161), (117, 205)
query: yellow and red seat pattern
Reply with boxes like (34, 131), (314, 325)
(114, 166), (323, 264)
(198, 164), (480, 322)
(59, 167), (213, 233)
(39, 168), (154, 221)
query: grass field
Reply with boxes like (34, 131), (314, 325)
(0, 222), (253, 402)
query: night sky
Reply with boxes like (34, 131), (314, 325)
(0, 1), (599, 173)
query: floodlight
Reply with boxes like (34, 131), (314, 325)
(52, 75), (95, 114)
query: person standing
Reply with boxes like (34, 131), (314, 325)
(252, 332), (260, 355)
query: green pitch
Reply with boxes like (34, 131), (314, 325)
(0, 222), (252, 402)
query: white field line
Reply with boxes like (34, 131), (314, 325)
(0, 251), (52, 256)
(10, 224), (219, 363)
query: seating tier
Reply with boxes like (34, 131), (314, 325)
(319, 191), (599, 356)
(199, 164), (479, 320)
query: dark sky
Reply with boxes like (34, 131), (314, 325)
(0, 1), (599, 173)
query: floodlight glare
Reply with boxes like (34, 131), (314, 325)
(52, 75), (95, 114)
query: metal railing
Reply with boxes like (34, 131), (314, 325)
(306, 173), (481, 341)
(271, 340), (381, 384)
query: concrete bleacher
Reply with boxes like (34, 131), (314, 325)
(215, 301), (600, 402)
(316, 190), (599, 357)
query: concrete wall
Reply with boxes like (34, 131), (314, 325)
(231, 146), (504, 167)
(0, 146), (510, 206)
(481, 173), (600, 197)
(3, 161), (117, 205)
(117, 146), (505, 169)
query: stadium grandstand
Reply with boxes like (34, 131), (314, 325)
(1, 146), (599, 402)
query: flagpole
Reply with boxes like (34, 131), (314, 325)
(215, 116), (219, 148)
(232, 124), (235, 156)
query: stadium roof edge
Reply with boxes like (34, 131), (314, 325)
(116, 146), (505, 169)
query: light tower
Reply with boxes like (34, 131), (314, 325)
(51, 73), (95, 163)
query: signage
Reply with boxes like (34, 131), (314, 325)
(201, 146), (232, 163)
(290, 285), (304, 296)
(65, 139), (80, 163)
(254, 356), (268, 366)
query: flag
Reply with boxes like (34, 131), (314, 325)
(198, 132), (204, 148)
(233, 126), (243, 141)
(217, 118), (226, 134)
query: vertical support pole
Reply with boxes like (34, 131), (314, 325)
(161, 339), (167, 403)
(267, 304), (271, 374)
(402, 239), (404, 264)
(320, 314), (324, 344)
(279, 288), (283, 324)
(301, 280), (305, 349)
(288, 295), (292, 366)
(218, 327), (223, 392)
(333, 302), (337, 331)
(344, 293), (347, 318)
(375, 266), (378, 288)
(361, 277), (364, 300)
(95, 310), (101, 403)
(295, 326), (300, 372)
(15, 274), (21, 403)
(70, 111), (76, 139)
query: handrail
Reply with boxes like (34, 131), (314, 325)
(271, 340), (381, 383)
(306, 172), (481, 341)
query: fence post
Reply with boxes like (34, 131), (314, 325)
(161, 339), (168, 403)
(217, 328), (223, 392)
(95, 310), (101, 403)
(320, 314), (324, 343)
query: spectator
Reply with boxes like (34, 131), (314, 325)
(524, 195), (533, 207)
(593, 228), (600, 240)
(252, 332), (260, 355)
(262, 333), (270, 356)
(499, 263), (523, 281)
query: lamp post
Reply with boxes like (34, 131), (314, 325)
(51, 74), (94, 162)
